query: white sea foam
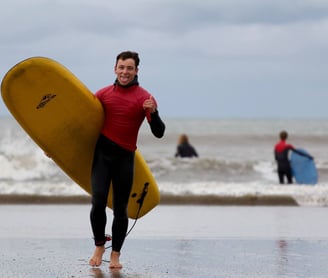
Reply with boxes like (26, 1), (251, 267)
(1, 117), (328, 206)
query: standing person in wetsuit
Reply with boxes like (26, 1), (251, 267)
(274, 130), (312, 184)
(89, 51), (165, 269)
(175, 134), (198, 158)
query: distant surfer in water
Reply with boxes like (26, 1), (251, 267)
(175, 134), (198, 158)
(274, 130), (312, 184)
(89, 51), (165, 268)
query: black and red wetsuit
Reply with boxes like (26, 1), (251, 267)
(274, 140), (313, 184)
(274, 140), (294, 184)
(90, 77), (165, 251)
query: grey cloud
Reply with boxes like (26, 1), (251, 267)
(1, 0), (328, 118)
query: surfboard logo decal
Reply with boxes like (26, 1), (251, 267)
(36, 94), (57, 109)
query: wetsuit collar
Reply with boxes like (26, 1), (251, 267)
(114, 76), (139, 88)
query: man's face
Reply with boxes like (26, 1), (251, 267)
(114, 58), (138, 86)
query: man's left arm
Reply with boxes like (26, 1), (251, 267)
(292, 148), (314, 160)
(149, 110), (165, 138)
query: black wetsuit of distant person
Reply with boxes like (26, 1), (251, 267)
(175, 134), (198, 158)
(274, 131), (313, 184)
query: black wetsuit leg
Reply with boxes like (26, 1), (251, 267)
(286, 167), (293, 184)
(90, 135), (134, 251)
(278, 170), (285, 184)
(111, 151), (134, 252)
(278, 166), (293, 184)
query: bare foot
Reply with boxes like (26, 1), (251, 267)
(89, 246), (105, 267)
(109, 251), (122, 269)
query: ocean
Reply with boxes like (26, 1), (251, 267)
(1, 116), (328, 206)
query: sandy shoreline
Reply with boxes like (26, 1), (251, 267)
(1, 204), (328, 277)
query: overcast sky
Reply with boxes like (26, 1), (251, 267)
(1, 0), (328, 119)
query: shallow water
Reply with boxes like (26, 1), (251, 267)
(1, 117), (328, 206)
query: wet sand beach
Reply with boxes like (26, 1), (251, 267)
(0, 204), (328, 277)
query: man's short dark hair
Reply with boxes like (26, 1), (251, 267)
(116, 51), (140, 67)
(280, 130), (288, 140)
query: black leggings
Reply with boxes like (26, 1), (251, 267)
(90, 135), (134, 252)
(278, 167), (293, 184)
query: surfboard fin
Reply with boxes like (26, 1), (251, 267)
(137, 182), (149, 207)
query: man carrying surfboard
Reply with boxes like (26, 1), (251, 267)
(89, 51), (165, 268)
(274, 130), (313, 184)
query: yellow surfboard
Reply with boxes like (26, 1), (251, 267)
(1, 57), (160, 219)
